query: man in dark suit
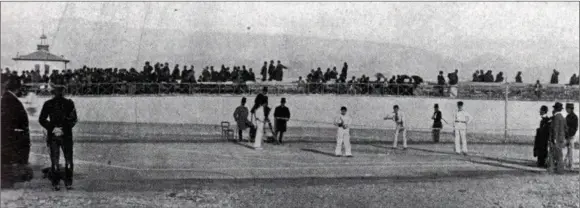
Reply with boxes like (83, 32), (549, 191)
(1, 77), (32, 188)
(268, 60), (275, 81)
(548, 102), (566, 174)
(275, 60), (288, 81)
(534, 105), (551, 168)
(274, 98), (291, 144)
(564, 103), (578, 169)
(261, 62), (268, 82)
(436, 71), (446, 96)
(39, 85), (78, 190)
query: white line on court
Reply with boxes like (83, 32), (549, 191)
(165, 147), (309, 165)
(30, 152), (139, 170)
(165, 147), (475, 166)
(136, 163), (479, 171)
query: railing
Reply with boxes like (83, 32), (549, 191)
(21, 82), (579, 102)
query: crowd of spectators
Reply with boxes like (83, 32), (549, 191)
(472, 70), (505, 83)
(1, 60), (578, 98)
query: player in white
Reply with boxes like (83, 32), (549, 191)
(453, 101), (473, 155)
(384, 105), (407, 149)
(334, 106), (352, 157)
(253, 101), (266, 150)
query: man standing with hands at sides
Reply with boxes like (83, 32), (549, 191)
(233, 97), (252, 142)
(39, 85), (78, 190)
(274, 98), (290, 144)
(534, 106), (551, 168)
(564, 103), (577, 169)
(335, 106), (352, 157)
(431, 104), (447, 143)
(548, 102), (566, 173)
(384, 105), (407, 149)
(453, 101), (473, 155)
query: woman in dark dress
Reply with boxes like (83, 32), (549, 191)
(431, 104), (444, 143)
(534, 105), (551, 168)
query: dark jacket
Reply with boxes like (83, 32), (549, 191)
(1, 91), (30, 164)
(534, 115), (551, 157)
(274, 105), (291, 132)
(432, 111), (442, 128)
(39, 96), (78, 142)
(550, 113), (567, 143)
(566, 112), (578, 138)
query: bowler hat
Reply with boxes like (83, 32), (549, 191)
(553, 102), (563, 110)
(566, 103), (574, 109)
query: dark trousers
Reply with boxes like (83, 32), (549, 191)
(49, 136), (74, 187)
(537, 150), (548, 168)
(275, 131), (285, 143)
(548, 140), (564, 173)
(1, 132), (31, 188)
(238, 129), (243, 141)
(432, 129), (441, 143)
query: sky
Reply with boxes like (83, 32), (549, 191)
(1, 2), (579, 64)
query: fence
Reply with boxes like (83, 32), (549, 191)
(22, 82), (579, 102)
(20, 81), (579, 144)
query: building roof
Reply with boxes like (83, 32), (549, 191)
(13, 50), (70, 63)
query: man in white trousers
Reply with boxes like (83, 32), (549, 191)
(453, 101), (473, 155)
(335, 106), (353, 157)
(253, 101), (266, 150)
(384, 105), (407, 149)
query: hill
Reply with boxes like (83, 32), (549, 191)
(1, 17), (578, 83)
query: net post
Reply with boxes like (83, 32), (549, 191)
(504, 83), (509, 143)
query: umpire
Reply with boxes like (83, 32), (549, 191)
(39, 85), (77, 190)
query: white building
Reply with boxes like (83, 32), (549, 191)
(12, 33), (69, 73)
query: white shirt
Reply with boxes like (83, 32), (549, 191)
(454, 110), (473, 129)
(392, 111), (405, 127)
(254, 106), (265, 122)
(336, 114), (352, 130)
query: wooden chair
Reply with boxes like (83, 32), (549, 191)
(220, 121), (235, 141)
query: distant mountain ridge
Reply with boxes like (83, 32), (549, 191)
(1, 17), (578, 83)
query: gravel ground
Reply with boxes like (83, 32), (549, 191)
(2, 172), (578, 208)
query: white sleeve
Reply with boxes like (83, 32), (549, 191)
(466, 112), (473, 124)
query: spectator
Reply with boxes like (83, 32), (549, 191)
(569, 74), (578, 85)
(550, 69), (559, 84)
(324, 68), (331, 82)
(340, 62), (348, 82)
(331, 67), (338, 80)
(478, 70), (485, 82)
(248, 68), (256, 82)
(260, 62), (268, 82)
(483, 70), (494, 82)
(515, 71), (522, 83)
(534, 80), (542, 99)
(437, 71), (446, 96)
(472, 71), (479, 82)
(268, 60), (275, 81)
(495, 72), (504, 83)
(274, 60), (287, 81)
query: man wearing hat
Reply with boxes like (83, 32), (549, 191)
(39, 85), (78, 190)
(453, 101), (473, 155)
(1, 77), (32, 188)
(335, 106), (352, 157)
(548, 102), (566, 173)
(273, 98), (291, 144)
(565, 103), (578, 169)
(431, 103), (447, 143)
(534, 105), (551, 168)
(384, 105), (408, 149)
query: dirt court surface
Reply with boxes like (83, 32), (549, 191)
(2, 132), (579, 208)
